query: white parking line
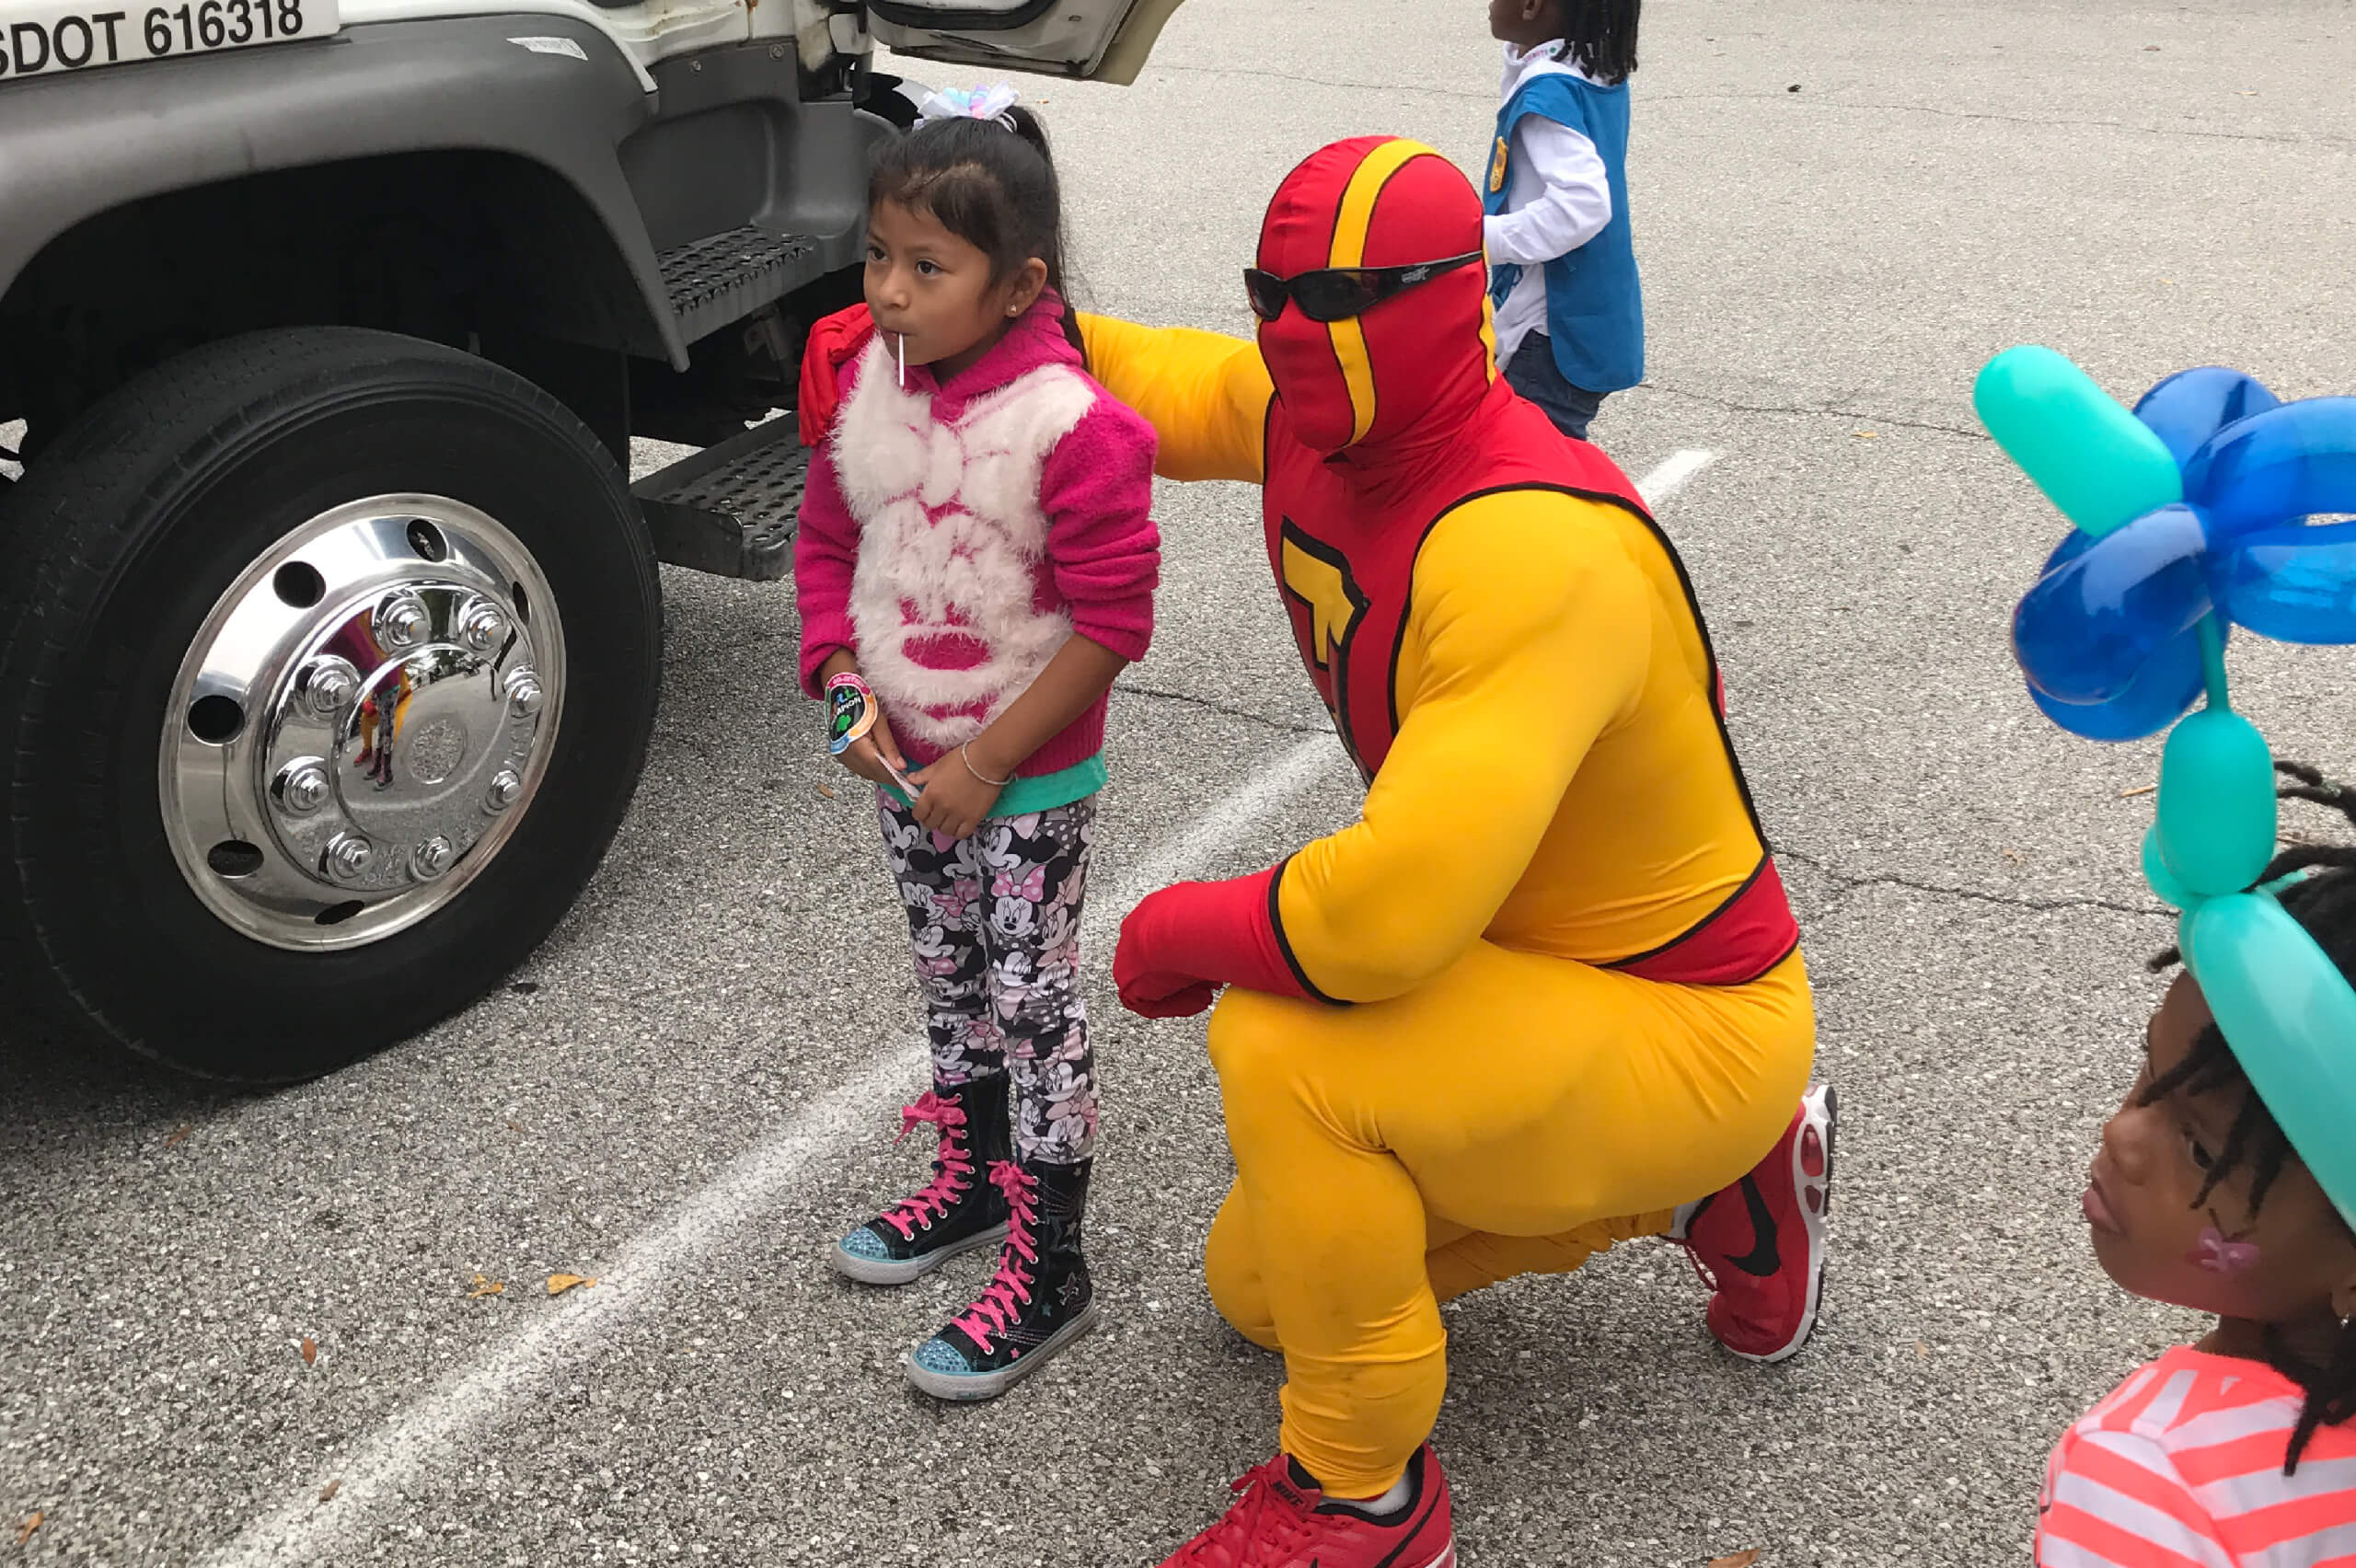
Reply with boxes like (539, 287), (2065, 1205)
(202, 729), (1347, 1568)
(1636, 448), (1716, 509)
(205, 447), (1715, 1564)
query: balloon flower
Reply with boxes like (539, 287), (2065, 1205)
(1976, 345), (2356, 1232)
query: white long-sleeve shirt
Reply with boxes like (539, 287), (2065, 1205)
(1484, 41), (1613, 367)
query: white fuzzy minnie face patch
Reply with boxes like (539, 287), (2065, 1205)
(835, 340), (1095, 748)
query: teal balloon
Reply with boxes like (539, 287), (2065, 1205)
(2155, 708), (2278, 897)
(2183, 894), (2356, 1231)
(2142, 824), (2198, 911)
(1976, 347), (2185, 538)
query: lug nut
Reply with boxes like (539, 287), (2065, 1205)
(277, 761), (331, 815)
(458, 602), (509, 652)
(302, 659), (359, 718)
(324, 833), (374, 882)
(485, 768), (524, 813)
(503, 668), (545, 717)
(375, 595), (429, 651)
(410, 836), (456, 882)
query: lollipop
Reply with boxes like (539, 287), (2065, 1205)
(826, 672), (918, 797)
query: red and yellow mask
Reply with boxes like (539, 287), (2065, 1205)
(1253, 136), (1500, 455)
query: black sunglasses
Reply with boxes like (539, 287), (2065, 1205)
(1243, 251), (1486, 324)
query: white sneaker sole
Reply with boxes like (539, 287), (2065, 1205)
(1726, 1081), (1837, 1365)
(901, 1297), (1100, 1402)
(828, 1221), (1008, 1286)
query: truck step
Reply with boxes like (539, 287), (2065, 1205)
(658, 226), (824, 346)
(632, 417), (807, 582)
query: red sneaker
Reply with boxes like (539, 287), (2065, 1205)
(1158, 1446), (1456, 1568)
(1675, 1083), (1837, 1363)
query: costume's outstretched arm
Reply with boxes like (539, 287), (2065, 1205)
(1076, 314), (1273, 485)
(1113, 493), (1652, 1014)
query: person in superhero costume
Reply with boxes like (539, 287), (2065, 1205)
(792, 134), (1834, 1566)
(1081, 137), (1834, 1566)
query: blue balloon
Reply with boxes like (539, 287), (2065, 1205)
(2134, 367), (2281, 467)
(2184, 398), (2356, 538)
(2213, 520), (2356, 644)
(2026, 620), (2210, 742)
(2015, 504), (2212, 704)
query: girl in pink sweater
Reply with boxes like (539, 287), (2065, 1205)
(794, 88), (1160, 1403)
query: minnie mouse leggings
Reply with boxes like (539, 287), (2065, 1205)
(879, 791), (1099, 1166)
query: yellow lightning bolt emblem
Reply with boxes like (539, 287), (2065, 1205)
(1280, 531), (1362, 674)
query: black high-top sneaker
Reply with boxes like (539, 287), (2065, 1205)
(830, 1076), (1011, 1286)
(902, 1157), (1098, 1401)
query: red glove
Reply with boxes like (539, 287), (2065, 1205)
(798, 303), (875, 447)
(1113, 866), (1318, 1019)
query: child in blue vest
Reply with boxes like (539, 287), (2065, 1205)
(1483, 0), (1643, 442)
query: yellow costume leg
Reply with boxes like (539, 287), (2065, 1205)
(1206, 1184), (1659, 1349)
(1205, 943), (1811, 1497)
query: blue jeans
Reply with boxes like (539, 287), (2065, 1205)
(1505, 333), (1608, 442)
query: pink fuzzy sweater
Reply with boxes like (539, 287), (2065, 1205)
(794, 295), (1161, 778)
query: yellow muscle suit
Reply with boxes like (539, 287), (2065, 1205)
(1098, 139), (1814, 1496)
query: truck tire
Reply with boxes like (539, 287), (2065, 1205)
(0, 328), (662, 1081)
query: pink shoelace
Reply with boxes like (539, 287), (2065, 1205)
(1168, 1457), (1322, 1567)
(948, 1162), (1039, 1353)
(876, 1091), (975, 1242)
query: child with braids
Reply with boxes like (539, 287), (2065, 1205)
(1483, 0), (1644, 441)
(2043, 759), (2356, 1563)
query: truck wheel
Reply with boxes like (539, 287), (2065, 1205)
(0, 328), (662, 1081)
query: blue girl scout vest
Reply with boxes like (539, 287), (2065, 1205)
(1484, 68), (1644, 395)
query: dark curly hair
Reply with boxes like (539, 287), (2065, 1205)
(2142, 758), (2356, 1473)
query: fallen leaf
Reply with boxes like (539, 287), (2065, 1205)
(164, 1124), (191, 1149)
(815, 783), (837, 800)
(16, 1514), (41, 1546)
(547, 1274), (597, 1297)
(1786, 83), (1801, 92)
(505, 1119), (525, 1135)
(467, 1274), (506, 1299)
(2119, 783), (2156, 798)
(2144, 43), (2161, 50)
(1853, 430), (1877, 439)
(300, 1337), (318, 1366)
(1916, 1340), (1932, 1359)
(1708, 1553), (1762, 1568)
(318, 1480), (341, 1504)
(2002, 847), (2025, 864)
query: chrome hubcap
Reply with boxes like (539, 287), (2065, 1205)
(160, 496), (565, 951)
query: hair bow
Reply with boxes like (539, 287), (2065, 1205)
(1977, 345), (2356, 1234)
(915, 83), (1021, 132)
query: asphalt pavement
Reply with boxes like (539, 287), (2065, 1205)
(9, 1), (2356, 1563)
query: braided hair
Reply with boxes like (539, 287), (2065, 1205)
(2143, 758), (2356, 1473)
(1553, 0), (1640, 86)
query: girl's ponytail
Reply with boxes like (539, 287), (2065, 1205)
(999, 104), (1084, 360)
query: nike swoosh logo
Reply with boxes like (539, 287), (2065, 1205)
(1370, 1495), (1441, 1568)
(1726, 1175), (1781, 1277)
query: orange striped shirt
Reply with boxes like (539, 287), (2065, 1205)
(2038, 1345), (2356, 1568)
